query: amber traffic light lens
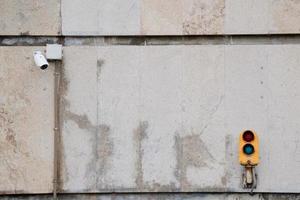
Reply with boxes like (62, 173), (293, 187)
(243, 144), (255, 155)
(243, 130), (254, 142)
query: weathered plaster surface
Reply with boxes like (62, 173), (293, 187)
(141, 0), (225, 35)
(61, 46), (226, 192)
(0, 47), (54, 193)
(62, 0), (300, 35)
(1, 0), (300, 36)
(182, 0), (225, 35)
(0, 0), (61, 36)
(141, 0), (183, 35)
(1, 44), (300, 194)
(62, 0), (140, 35)
(225, 45), (300, 193)
(224, 0), (270, 34)
(225, 0), (300, 34)
(61, 45), (300, 193)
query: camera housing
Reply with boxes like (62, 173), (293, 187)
(33, 51), (49, 70)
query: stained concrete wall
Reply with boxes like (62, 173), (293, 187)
(1, 0), (300, 198)
(1, 0), (300, 36)
(61, 45), (300, 193)
(62, 0), (300, 35)
(1, 44), (300, 195)
(3, 44), (300, 195)
(0, 0), (61, 36)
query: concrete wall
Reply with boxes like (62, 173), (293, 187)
(1, 44), (300, 194)
(1, 0), (300, 199)
(0, 47), (54, 193)
(0, 0), (61, 36)
(61, 45), (300, 193)
(1, 0), (300, 35)
(62, 0), (300, 35)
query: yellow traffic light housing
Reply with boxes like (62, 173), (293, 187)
(239, 130), (259, 166)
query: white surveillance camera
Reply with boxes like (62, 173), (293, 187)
(33, 51), (49, 70)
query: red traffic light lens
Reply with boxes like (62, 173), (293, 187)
(243, 130), (254, 142)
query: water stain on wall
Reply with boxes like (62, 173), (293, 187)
(133, 121), (148, 189)
(174, 134), (216, 190)
(96, 59), (105, 80)
(133, 121), (180, 192)
(61, 58), (113, 190)
(63, 108), (113, 189)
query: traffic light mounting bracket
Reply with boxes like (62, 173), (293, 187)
(242, 165), (257, 193)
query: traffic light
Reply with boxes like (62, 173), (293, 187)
(239, 130), (259, 166)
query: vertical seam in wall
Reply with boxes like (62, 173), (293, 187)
(59, 0), (62, 36)
(223, 44), (228, 191)
(96, 47), (100, 190)
(223, 0), (226, 35)
(267, 0), (271, 34)
(57, 2), (63, 196)
(139, 0), (143, 35)
(97, 1), (100, 36)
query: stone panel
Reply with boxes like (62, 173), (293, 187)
(141, 0), (225, 35)
(224, 0), (270, 34)
(141, 0), (183, 35)
(61, 46), (226, 192)
(0, 47), (54, 193)
(62, 0), (140, 35)
(61, 0), (300, 35)
(270, 0), (300, 33)
(1, 0), (299, 36)
(0, 0), (61, 35)
(61, 45), (300, 193)
(182, 0), (225, 35)
(225, 45), (300, 192)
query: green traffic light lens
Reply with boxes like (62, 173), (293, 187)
(243, 144), (255, 155)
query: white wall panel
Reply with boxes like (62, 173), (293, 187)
(61, 45), (300, 192)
